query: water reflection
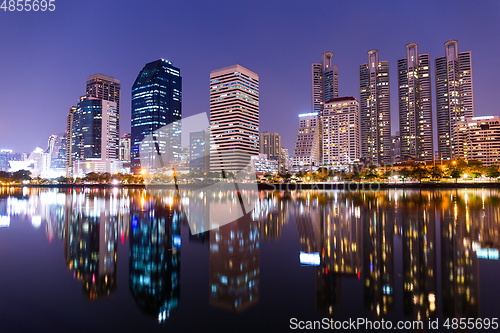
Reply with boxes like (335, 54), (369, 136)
(129, 193), (182, 322)
(0, 187), (499, 330)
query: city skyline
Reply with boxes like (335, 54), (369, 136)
(0, 1), (499, 155)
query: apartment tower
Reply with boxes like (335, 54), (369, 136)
(435, 40), (474, 160)
(359, 50), (391, 165)
(397, 43), (433, 161)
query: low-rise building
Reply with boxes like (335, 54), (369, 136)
(456, 116), (500, 166)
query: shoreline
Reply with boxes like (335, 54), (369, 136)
(2, 182), (500, 190)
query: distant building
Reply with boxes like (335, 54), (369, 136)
(48, 133), (67, 177)
(119, 133), (131, 161)
(189, 131), (210, 174)
(210, 64), (259, 173)
(252, 154), (279, 174)
(456, 116), (500, 166)
(0, 150), (23, 172)
(66, 106), (77, 177)
(280, 147), (291, 171)
(360, 50), (391, 165)
(259, 132), (281, 161)
(322, 97), (360, 165)
(292, 112), (320, 167)
(435, 40), (474, 160)
(391, 132), (401, 163)
(397, 43), (433, 161)
(131, 59), (182, 174)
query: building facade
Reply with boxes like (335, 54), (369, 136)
(209, 64), (259, 173)
(189, 131), (210, 174)
(68, 96), (120, 177)
(312, 52), (339, 114)
(397, 43), (433, 161)
(259, 132), (281, 161)
(131, 59), (182, 173)
(359, 50), (391, 165)
(292, 112), (320, 167)
(119, 133), (131, 162)
(322, 97), (360, 165)
(435, 40), (474, 160)
(86, 74), (121, 141)
(456, 116), (500, 166)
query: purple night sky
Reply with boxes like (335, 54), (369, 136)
(0, 0), (499, 154)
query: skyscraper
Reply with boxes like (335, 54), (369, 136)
(209, 64), (259, 173)
(131, 59), (182, 173)
(435, 40), (474, 160)
(359, 50), (391, 165)
(69, 97), (120, 176)
(86, 74), (121, 139)
(322, 97), (360, 165)
(397, 43), (433, 161)
(312, 52), (338, 114)
(66, 106), (76, 176)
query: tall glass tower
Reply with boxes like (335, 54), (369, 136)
(131, 59), (182, 173)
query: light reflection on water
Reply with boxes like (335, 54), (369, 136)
(0, 187), (499, 332)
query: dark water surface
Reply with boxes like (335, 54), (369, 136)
(0, 187), (499, 333)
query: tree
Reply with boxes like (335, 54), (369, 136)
(0, 171), (10, 183)
(11, 170), (31, 182)
(279, 172), (292, 183)
(409, 164), (429, 183)
(399, 167), (410, 183)
(449, 169), (463, 183)
(429, 165), (443, 181)
(486, 165), (500, 179)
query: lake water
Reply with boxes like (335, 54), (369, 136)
(0, 187), (499, 333)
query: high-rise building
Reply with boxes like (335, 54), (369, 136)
(189, 131), (210, 174)
(456, 116), (500, 166)
(322, 97), (360, 165)
(209, 64), (259, 173)
(397, 43), (433, 161)
(259, 132), (281, 161)
(292, 112), (320, 167)
(48, 133), (67, 173)
(86, 74), (121, 138)
(131, 59), (182, 173)
(312, 52), (339, 114)
(66, 106), (77, 176)
(435, 40), (474, 160)
(359, 50), (391, 165)
(69, 97), (120, 176)
(119, 133), (131, 162)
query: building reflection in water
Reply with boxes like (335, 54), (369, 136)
(1, 187), (500, 324)
(399, 191), (437, 322)
(64, 188), (129, 299)
(129, 191), (182, 322)
(440, 190), (480, 319)
(209, 211), (260, 312)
